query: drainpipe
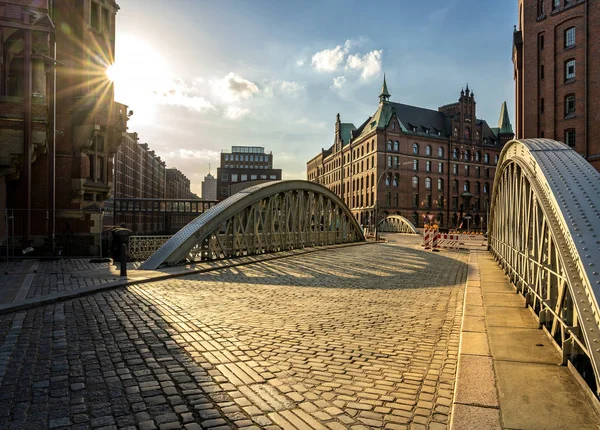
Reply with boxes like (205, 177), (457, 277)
(24, 26), (32, 243)
(52, 39), (57, 255)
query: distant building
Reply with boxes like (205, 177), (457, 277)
(513, 0), (599, 170)
(201, 173), (217, 201)
(216, 146), (282, 200)
(166, 168), (193, 200)
(306, 77), (513, 230)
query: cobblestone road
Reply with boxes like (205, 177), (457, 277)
(0, 238), (467, 429)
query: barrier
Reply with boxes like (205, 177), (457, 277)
(422, 229), (432, 249)
(436, 233), (460, 250)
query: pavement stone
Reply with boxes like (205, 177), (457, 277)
(0, 235), (468, 428)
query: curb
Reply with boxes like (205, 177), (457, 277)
(0, 241), (377, 316)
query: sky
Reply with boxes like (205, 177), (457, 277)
(111, 0), (518, 198)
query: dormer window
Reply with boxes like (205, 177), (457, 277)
(391, 122), (396, 130)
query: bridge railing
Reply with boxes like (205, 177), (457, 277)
(488, 138), (600, 396)
(377, 215), (418, 234)
(139, 180), (365, 270)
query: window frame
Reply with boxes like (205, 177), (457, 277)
(565, 59), (576, 81)
(565, 27), (575, 49)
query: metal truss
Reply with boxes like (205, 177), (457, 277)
(488, 138), (600, 395)
(377, 215), (418, 234)
(140, 180), (365, 270)
(129, 235), (172, 261)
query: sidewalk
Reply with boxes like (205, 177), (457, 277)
(451, 251), (600, 429)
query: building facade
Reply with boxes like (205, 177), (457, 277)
(201, 172), (217, 201)
(1, 0), (128, 253)
(165, 167), (193, 200)
(216, 146), (282, 200)
(307, 78), (514, 230)
(513, 0), (599, 169)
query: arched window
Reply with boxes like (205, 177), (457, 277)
(371, 173), (375, 188)
(413, 160), (419, 171)
(385, 174), (391, 187)
(438, 162), (444, 174)
(425, 177), (431, 190)
(426, 145), (432, 156)
(484, 183), (489, 194)
(464, 181), (470, 192)
(387, 140), (393, 151)
(484, 153), (490, 163)
(465, 149), (471, 161)
(475, 151), (481, 162)
(366, 158), (369, 170)
(438, 178), (443, 191)
(464, 127), (470, 140)
(393, 141), (399, 151)
(565, 59), (576, 81)
(494, 155), (499, 164)
(438, 147), (444, 158)
(475, 182), (481, 194)
(426, 161), (431, 172)
(453, 148), (458, 159)
(413, 143), (419, 154)
(393, 174), (399, 187)
(565, 26), (575, 48)
(412, 176), (419, 189)
(565, 94), (575, 116)
(360, 177), (364, 189)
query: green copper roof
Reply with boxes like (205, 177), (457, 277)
(379, 74), (391, 99)
(497, 101), (513, 135)
(340, 123), (356, 145)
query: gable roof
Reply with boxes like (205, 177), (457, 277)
(340, 123), (356, 145)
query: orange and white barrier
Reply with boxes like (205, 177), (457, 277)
(436, 233), (460, 250)
(422, 229), (432, 249)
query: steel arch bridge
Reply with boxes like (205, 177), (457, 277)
(140, 180), (365, 270)
(488, 138), (600, 395)
(377, 215), (418, 234)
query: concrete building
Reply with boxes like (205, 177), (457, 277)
(0, 0), (128, 252)
(216, 146), (282, 200)
(307, 78), (514, 230)
(201, 172), (217, 201)
(513, 0), (599, 170)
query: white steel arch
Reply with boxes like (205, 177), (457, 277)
(140, 180), (364, 270)
(377, 215), (418, 234)
(488, 138), (600, 395)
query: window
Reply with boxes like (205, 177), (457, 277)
(475, 182), (481, 194)
(438, 147), (444, 158)
(412, 212), (419, 225)
(565, 27), (575, 48)
(393, 141), (399, 151)
(465, 150), (470, 161)
(387, 155), (392, 168)
(393, 156), (399, 167)
(241, 174), (248, 181)
(221, 187), (228, 196)
(541, 97), (545, 114)
(475, 151), (480, 162)
(393, 174), (399, 187)
(426, 161), (431, 172)
(225, 154), (229, 161)
(438, 162), (444, 174)
(452, 148), (458, 159)
(565, 94), (576, 116)
(413, 143), (419, 155)
(270, 175), (277, 179)
(387, 140), (392, 151)
(540, 64), (544, 80)
(464, 181), (470, 192)
(425, 178), (431, 190)
(412, 176), (419, 189)
(385, 175), (390, 187)
(485, 168), (490, 178)
(539, 33), (545, 51)
(412, 195), (419, 208)
(91, 2), (100, 31)
(553, 0), (560, 9)
(565, 129), (576, 147)
(452, 197), (458, 210)
(484, 183), (490, 194)
(251, 174), (257, 180)
(539, 0), (545, 15)
(464, 165), (470, 177)
(476, 166), (480, 177)
(425, 195), (432, 208)
(453, 164), (458, 175)
(413, 160), (419, 171)
(484, 153), (490, 164)
(565, 59), (575, 80)
(231, 174), (238, 182)
(452, 180), (458, 192)
(464, 127), (470, 140)
(88, 155), (95, 180)
(97, 156), (104, 181)
(426, 145), (432, 156)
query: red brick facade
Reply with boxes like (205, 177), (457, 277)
(307, 81), (513, 230)
(514, 0), (599, 170)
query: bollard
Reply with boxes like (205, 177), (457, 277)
(120, 243), (127, 277)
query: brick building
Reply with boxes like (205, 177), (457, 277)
(165, 167), (193, 200)
(216, 146), (282, 200)
(1, 0), (128, 253)
(307, 78), (514, 230)
(513, 0), (599, 169)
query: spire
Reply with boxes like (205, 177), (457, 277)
(379, 74), (391, 103)
(497, 101), (513, 135)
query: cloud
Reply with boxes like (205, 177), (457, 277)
(331, 76), (346, 90)
(154, 78), (215, 112)
(346, 50), (383, 80)
(166, 148), (220, 160)
(224, 106), (250, 119)
(279, 81), (305, 96)
(311, 44), (347, 72)
(212, 72), (259, 103)
(296, 58), (306, 67)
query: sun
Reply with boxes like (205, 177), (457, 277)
(105, 64), (119, 82)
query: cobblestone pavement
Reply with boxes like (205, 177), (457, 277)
(0, 259), (117, 305)
(0, 238), (467, 429)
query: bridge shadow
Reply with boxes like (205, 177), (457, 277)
(178, 240), (468, 291)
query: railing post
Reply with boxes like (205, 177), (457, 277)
(120, 243), (127, 277)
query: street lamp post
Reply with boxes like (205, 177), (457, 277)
(374, 160), (413, 241)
